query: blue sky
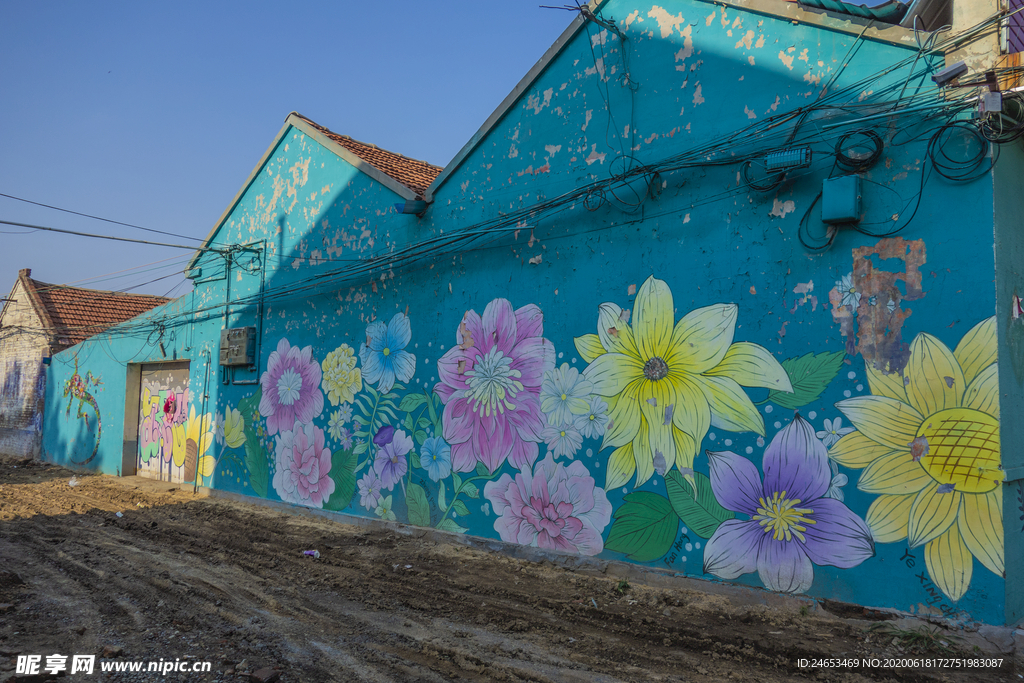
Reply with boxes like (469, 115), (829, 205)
(0, 2), (573, 296)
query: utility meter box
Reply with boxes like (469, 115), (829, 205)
(219, 327), (257, 366)
(821, 174), (861, 224)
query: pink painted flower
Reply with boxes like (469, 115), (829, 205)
(259, 338), (325, 436)
(272, 420), (335, 508)
(434, 299), (555, 473)
(484, 456), (612, 556)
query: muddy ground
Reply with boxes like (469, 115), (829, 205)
(0, 456), (1016, 683)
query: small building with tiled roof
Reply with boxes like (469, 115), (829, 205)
(0, 268), (168, 458)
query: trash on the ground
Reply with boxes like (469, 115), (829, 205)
(115, 512), (123, 518)
(404, 564), (412, 569)
(68, 477), (79, 487)
(302, 550), (320, 558)
(591, 598), (598, 609)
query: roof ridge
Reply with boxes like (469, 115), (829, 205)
(292, 113), (443, 169)
(28, 277), (172, 300)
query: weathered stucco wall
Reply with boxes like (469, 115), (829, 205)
(0, 278), (48, 458)
(45, 0), (1011, 625)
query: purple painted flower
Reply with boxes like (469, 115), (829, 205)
(434, 299), (555, 473)
(259, 338), (324, 436)
(358, 470), (383, 510)
(484, 456), (612, 556)
(272, 420), (335, 508)
(373, 429), (413, 491)
(702, 415), (874, 594)
(373, 425), (395, 447)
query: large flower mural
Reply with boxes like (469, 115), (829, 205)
(435, 299), (555, 473)
(259, 339), (324, 436)
(575, 276), (792, 489)
(484, 456), (612, 556)
(703, 415), (874, 593)
(272, 419), (335, 508)
(831, 317), (1002, 602)
(360, 313), (416, 393)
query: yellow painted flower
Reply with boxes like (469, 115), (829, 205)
(832, 317), (1001, 602)
(223, 407), (246, 449)
(172, 406), (216, 481)
(321, 343), (363, 406)
(575, 276), (791, 489)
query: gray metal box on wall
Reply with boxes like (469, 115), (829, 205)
(219, 327), (256, 366)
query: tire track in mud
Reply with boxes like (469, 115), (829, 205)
(0, 460), (1014, 682)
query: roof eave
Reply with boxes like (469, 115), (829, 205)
(422, 2), (603, 202)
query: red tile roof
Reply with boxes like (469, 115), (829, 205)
(293, 114), (442, 196)
(18, 269), (170, 348)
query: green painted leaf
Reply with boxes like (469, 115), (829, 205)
(664, 470), (733, 538)
(243, 428), (268, 498)
(452, 499), (470, 517)
(237, 386), (262, 420)
(438, 481), (448, 512)
(399, 393), (428, 412)
(452, 472), (462, 492)
(403, 413), (414, 431)
(416, 416), (432, 430)
(765, 351), (846, 410)
(410, 450), (422, 470)
(427, 391), (442, 434)
(354, 441), (369, 456)
(323, 448), (357, 511)
(414, 429), (428, 446)
(462, 481), (480, 499)
(437, 518), (468, 534)
(475, 462), (491, 477)
(604, 493), (679, 563)
(406, 483), (430, 526)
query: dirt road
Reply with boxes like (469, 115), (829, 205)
(0, 456), (1015, 682)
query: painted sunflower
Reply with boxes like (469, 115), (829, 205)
(832, 317), (1002, 601)
(172, 406), (216, 483)
(575, 276), (791, 489)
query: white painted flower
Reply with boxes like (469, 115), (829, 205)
(816, 416), (854, 448)
(836, 274), (860, 310)
(574, 395), (610, 440)
(540, 362), (593, 427)
(542, 423), (583, 459)
(328, 410), (345, 442)
(825, 459), (848, 501)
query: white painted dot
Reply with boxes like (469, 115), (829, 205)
(558, 351), (564, 359)
(415, 343), (419, 348)
(745, 446), (753, 454)
(424, 358), (429, 364)
(843, 390), (852, 397)
(856, 384), (863, 391)
(440, 345), (445, 350)
(764, 405), (773, 413)
(428, 342), (432, 347)
(622, 488), (628, 494)
(572, 358), (577, 363)
(847, 371), (856, 379)
(774, 421), (781, 429)
(724, 439), (732, 446)
(681, 527), (688, 535)
(595, 461), (600, 467)
(681, 556), (687, 562)
(756, 436), (764, 447)
(586, 448), (593, 457)
(685, 543), (693, 552)
(808, 411), (817, 420)
(708, 432), (717, 441)
(695, 542), (701, 550)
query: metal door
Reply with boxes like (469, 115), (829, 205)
(136, 362), (191, 482)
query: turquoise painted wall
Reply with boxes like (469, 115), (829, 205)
(45, 1), (1009, 625)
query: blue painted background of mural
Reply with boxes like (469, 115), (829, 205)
(43, 0), (1009, 625)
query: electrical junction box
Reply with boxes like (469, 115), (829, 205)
(219, 327), (257, 366)
(821, 174), (861, 224)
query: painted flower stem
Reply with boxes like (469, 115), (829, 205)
(432, 473), (494, 529)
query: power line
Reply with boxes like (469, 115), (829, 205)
(0, 218), (228, 253)
(0, 191), (219, 244)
